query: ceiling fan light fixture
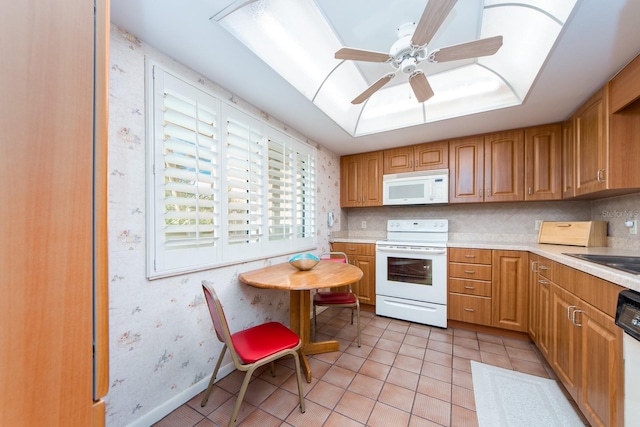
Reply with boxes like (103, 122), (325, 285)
(400, 57), (417, 74)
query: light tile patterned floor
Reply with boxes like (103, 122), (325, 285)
(153, 307), (583, 427)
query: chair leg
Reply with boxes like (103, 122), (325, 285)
(291, 350), (306, 414)
(229, 368), (254, 427)
(201, 345), (227, 407)
(269, 361), (276, 377)
(350, 307), (354, 325)
(355, 304), (361, 347)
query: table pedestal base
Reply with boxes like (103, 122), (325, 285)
(290, 290), (340, 382)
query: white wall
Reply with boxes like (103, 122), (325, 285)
(106, 24), (342, 426)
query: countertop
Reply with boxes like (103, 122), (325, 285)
(331, 237), (640, 292)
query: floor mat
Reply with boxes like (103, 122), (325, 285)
(471, 361), (584, 427)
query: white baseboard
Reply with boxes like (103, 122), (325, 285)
(126, 362), (236, 427)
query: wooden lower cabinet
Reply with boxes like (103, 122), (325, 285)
(448, 248), (527, 332)
(492, 250), (528, 332)
(330, 242), (375, 306)
(545, 262), (624, 427)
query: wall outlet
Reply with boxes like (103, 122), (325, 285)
(361, 221), (367, 229)
(535, 220), (543, 231)
(630, 220), (638, 235)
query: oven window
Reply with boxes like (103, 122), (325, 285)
(387, 257), (432, 286)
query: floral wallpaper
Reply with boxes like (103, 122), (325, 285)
(106, 24), (341, 426)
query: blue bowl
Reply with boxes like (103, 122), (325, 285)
(289, 253), (320, 271)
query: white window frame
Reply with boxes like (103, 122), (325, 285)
(146, 60), (316, 279)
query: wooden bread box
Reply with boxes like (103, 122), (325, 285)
(537, 221), (607, 247)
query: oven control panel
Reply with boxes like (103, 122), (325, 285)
(387, 219), (448, 232)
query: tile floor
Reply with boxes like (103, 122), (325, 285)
(153, 307), (585, 427)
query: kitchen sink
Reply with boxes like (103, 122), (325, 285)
(563, 253), (640, 274)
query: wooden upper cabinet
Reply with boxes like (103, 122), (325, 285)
(610, 53), (640, 113)
(562, 118), (575, 199)
(575, 86), (608, 196)
(449, 136), (484, 203)
(340, 152), (383, 207)
(383, 141), (448, 174)
(524, 124), (562, 201)
(484, 130), (525, 202)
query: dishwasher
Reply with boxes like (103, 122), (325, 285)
(615, 289), (640, 423)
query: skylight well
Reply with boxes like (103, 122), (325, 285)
(214, 0), (578, 137)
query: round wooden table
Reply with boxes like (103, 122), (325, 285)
(238, 260), (363, 382)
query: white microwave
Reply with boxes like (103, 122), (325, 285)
(382, 169), (449, 205)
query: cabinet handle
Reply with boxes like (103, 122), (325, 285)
(538, 279), (549, 285)
(479, 189), (483, 197)
(528, 187), (533, 195)
(567, 305), (576, 321)
(463, 270), (476, 274)
(531, 261), (538, 273)
(464, 308), (475, 312)
(572, 309), (585, 327)
(464, 286), (475, 290)
(539, 265), (549, 270)
(409, 160), (413, 167)
(597, 168), (606, 183)
(486, 187), (490, 197)
(464, 255), (476, 258)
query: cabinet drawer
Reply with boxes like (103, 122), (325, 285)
(448, 293), (492, 326)
(448, 248), (492, 264)
(330, 242), (375, 256)
(449, 262), (492, 281)
(449, 278), (491, 297)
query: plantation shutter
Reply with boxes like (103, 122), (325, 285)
(151, 68), (221, 276)
(267, 134), (294, 241)
(295, 147), (316, 239)
(225, 109), (264, 247)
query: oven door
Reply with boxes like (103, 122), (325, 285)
(375, 245), (447, 304)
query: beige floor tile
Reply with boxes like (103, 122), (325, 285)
(306, 380), (345, 410)
(478, 340), (508, 355)
(368, 347), (397, 365)
(421, 361), (452, 382)
(408, 414), (443, 427)
(258, 388), (301, 420)
(347, 373), (384, 400)
(429, 330), (454, 343)
(454, 336), (480, 350)
(452, 369), (473, 390)
(453, 344), (481, 361)
(424, 349), (453, 367)
(386, 366), (420, 390)
(412, 393), (451, 426)
(450, 404), (479, 427)
(417, 375), (451, 402)
(153, 405), (205, 427)
(451, 385), (476, 411)
(237, 408), (283, 427)
(427, 339), (453, 354)
(334, 390), (376, 424)
(367, 402), (411, 427)
(376, 337), (403, 352)
(284, 400), (331, 427)
(505, 346), (539, 362)
(511, 358), (550, 378)
(323, 411), (365, 427)
(399, 342), (427, 359)
(322, 365), (356, 389)
(403, 334), (429, 347)
(480, 351), (513, 369)
(378, 382), (416, 412)
(359, 359), (392, 381)
(393, 354), (423, 374)
(335, 352), (366, 372)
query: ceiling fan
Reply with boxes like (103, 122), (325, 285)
(335, 0), (503, 105)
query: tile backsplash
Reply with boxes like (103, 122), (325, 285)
(338, 193), (640, 250)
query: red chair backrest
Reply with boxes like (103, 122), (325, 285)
(202, 283), (231, 345)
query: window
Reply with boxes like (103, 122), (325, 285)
(147, 62), (316, 278)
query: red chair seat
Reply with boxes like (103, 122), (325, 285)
(313, 291), (357, 305)
(232, 322), (300, 363)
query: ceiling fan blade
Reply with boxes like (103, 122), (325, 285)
(335, 47), (391, 63)
(409, 71), (434, 103)
(351, 73), (395, 104)
(430, 35), (504, 63)
(412, 0), (458, 47)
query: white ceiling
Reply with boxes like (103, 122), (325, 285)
(110, 0), (640, 156)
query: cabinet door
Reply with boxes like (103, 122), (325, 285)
(340, 154), (361, 207)
(524, 124), (562, 201)
(360, 152), (383, 207)
(562, 118), (576, 198)
(527, 255), (539, 341)
(550, 283), (581, 398)
(575, 87), (608, 195)
(537, 275), (552, 361)
(383, 146), (413, 174)
(414, 141), (449, 171)
(492, 250), (528, 332)
(449, 136), (484, 203)
(353, 255), (375, 305)
(578, 303), (623, 427)
(484, 130), (524, 202)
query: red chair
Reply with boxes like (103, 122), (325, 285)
(312, 252), (361, 347)
(200, 281), (305, 426)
